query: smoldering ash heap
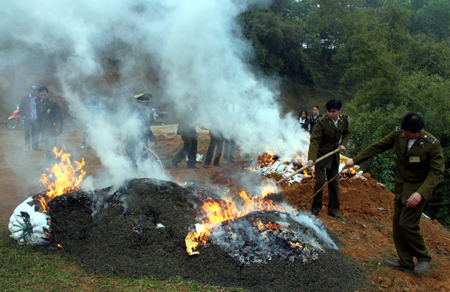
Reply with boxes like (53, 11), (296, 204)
(9, 171), (372, 291)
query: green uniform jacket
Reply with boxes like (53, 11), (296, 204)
(38, 99), (63, 136)
(308, 114), (350, 169)
(353, 128), (444, 203)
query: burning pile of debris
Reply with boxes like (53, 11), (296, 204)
(185, 185), (336, 267)
(9, 147), (85, 245)
(205, 211), (325, 265)
(247, 151), (363, 185)
(7, 148), (373, 291)
(248, 152), (314, 184)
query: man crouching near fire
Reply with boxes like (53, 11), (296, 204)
(344, 113), (444, 273)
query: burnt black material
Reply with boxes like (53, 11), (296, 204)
(46, 178), (373, 292)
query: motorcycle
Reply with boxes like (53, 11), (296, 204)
(6, 106), (22, 130)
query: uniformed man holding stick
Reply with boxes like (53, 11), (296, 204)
(125, 92), (157, 169)
(307, 99), (350, 219)
(344, 113), (444, 273)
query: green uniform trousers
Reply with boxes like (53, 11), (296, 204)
(393, 196), (431, 270)
(311, 157), (339, 214)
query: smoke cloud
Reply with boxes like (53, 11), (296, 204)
(0, 0), (309, 190)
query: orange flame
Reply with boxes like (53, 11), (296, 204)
(190, 189), (284, 252)
(342, 167), (357, 180)
(38, 146), (86, 212)
(261, 184), (276, 197)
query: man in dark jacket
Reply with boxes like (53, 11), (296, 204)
(344, 113), (444, 273)
(172, 95), (198, 169)
(19, 85), (41, 151)
(38, 87), (63, 170)
(125, 93), (157, 169)
(308, 99), (350, 218)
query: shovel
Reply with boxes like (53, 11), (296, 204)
(271, 148), (340, 191)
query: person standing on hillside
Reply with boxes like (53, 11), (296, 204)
(344, 113), (444, 273)
(203, 98), (225, 168)
(81, 93), (101, 149)
(309, 105), (322, 135)
(38, 87), (63, 170)
(19, 85), (41, 151)
(298, 110), (309, 132)
(308, 99), (350, 218)
(172, 94), (199, 169)
(125, 92), (157, 169)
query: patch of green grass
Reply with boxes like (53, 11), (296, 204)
(365, 257), (382, 272)
(0, 230), (244, 291)
(368, 217), (377, 224)
(430, 261), (441, 269)
(382, 253), (397, 260)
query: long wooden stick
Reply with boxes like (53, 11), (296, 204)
(297, 168), (346, 211)
(145, 138), (165, 174)
(277, 148), (340, 184)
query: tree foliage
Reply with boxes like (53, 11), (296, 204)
(240, 0), (450, 224)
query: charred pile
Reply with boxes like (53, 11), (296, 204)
(37, 178), (372, 292)
(208, 211), (323, 265)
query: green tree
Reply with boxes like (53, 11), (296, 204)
(412, 0), (450, 41)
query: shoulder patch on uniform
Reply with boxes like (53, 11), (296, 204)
(341, 115), (348, 118)
(424, 135), (438, 144)
(395, 126), (402, 131)
(321, 117), (328, 123)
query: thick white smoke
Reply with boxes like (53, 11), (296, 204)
(0, 0), (309, 189)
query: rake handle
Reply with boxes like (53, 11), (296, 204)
(297, 168), (346, 211)
(277, 148), (340, 184)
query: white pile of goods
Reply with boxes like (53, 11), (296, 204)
(255, 160), (305, 185)
(8, 197), (50, 245)
(254, 154), (364, 185)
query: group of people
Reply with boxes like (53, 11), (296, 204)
(19, 86), (106, 170)
(18, 86), (445, 274)
(171, 95), (240, 170)
(297, 105), (322, 134)
(172, 95), (240, 169)
(307, 98), (444, 274)
(19, 86), (63, 170)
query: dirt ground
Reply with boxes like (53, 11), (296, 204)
(2, 123), (450, 291)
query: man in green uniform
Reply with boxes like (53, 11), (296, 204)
(344, 113), (444, 273)
(125, 93), (157, 169)
(38, 87), (63, 170)
(308, 99), (350, 218)
(172, 94), (198, 169)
